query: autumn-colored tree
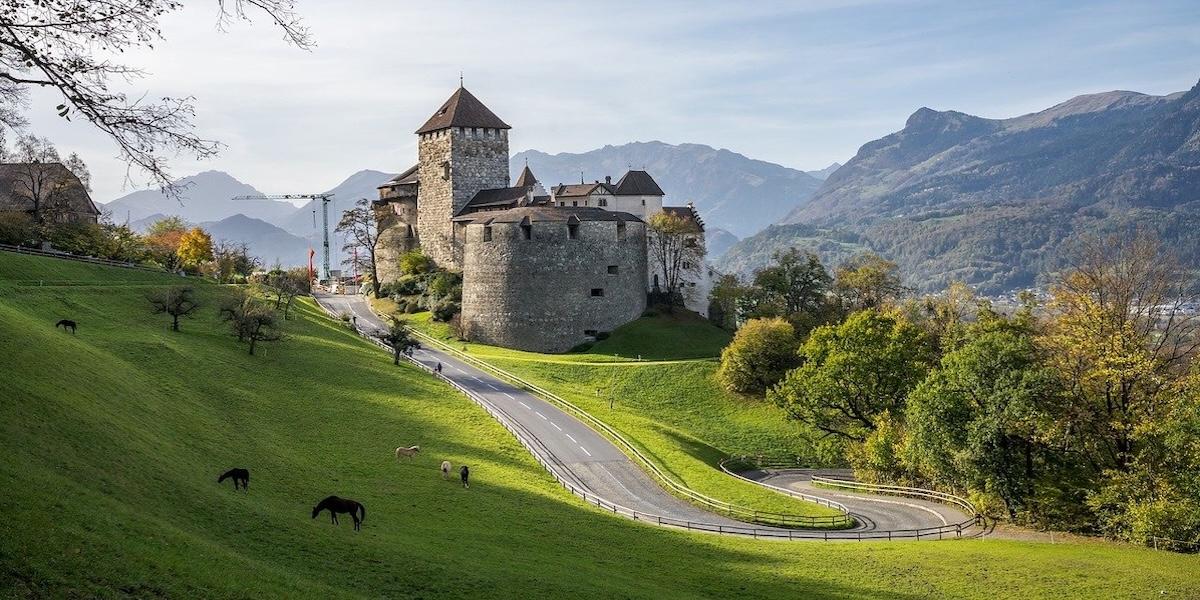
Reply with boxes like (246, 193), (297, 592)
(144, 216), (187, 270)
(835, 252), (906, 311)
(176, 227), (214, 270)
(716, 318), (801, 395)
(647, 210), (705, 304)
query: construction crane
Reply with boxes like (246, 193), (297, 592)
(231, 193), (335, 282)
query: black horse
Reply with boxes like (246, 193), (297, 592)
(55, 319), (77, 334)
(312, 496), (366, 531)
(460, 465), (470, 488)
(218, 468), (250, 491)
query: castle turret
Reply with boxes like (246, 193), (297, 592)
(415, 86), (511, 268)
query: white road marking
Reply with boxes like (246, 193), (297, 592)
(579, 446), (592, 457)
(565, 434), (577, 443)
(535, 412), (548, 420)
(518, 401), (531, 409)
(550, 422), (562, 431)
(503, 392), (515, 400)
(471, 376), (482, 383)
(487, 384), (499, 391)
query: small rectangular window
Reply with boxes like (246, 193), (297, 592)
(616, 221), (627, 241)
(572, 201), (578, 207)
(483, 226), (493, 242)
(591, 288), (604, 297)
(584, 329), (598, 336)
(568, 223), (579, 239)
(607, 265), (618, 275)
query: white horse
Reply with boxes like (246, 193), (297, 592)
(440, 460), (452, 480)
(395, 445), (420, 460)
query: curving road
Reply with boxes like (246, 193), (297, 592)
(315, 293), (975, 539)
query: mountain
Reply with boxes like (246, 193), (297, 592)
(279, 169), (397, 237)
(717, 223), (869, 278)
(705, 228), (739, 260)
(201, 214), (312, 268)
(731, 82), (1200, 293)
(805, 163), (842, 181)
(103, 171), (295, 225)
(512, 142), (823, 238)
(127, 213), (168, 233)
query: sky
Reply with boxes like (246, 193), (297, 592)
(18, 0), (1200, 205)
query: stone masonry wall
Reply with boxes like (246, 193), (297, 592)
(461, 219), (648, 353)
(416, 127), (509, 270)
(374, 197), (418, 284)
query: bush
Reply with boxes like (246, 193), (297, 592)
(716, 317), (801, 395)
(399, 249), (434, 275)
(402, 298), (421, 313)
(0, 211), (35, 246)
(431, 300), (460, 322)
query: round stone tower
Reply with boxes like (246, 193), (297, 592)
(460, 206), (648, 353)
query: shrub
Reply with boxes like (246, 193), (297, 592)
(0, 211), (35, 246)
(399, 249), (434, 275)
(432, 300), (460, 322)
(716, 317), (801, 395)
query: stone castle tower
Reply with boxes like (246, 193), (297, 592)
(414, 86), (511, 268)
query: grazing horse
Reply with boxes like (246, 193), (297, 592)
(55, 319), (77, 334)
(440, 460), (452, 480)
(217, 468), (250, 491)
(395, 445), (420, 460)
(311, 496), (365, 531)
(460, 465), (470, 488)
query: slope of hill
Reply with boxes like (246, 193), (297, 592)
(1, 252), (1197, 598)
(717, 223), (870, 277)
(103, 171), (295, 225)
(768, 81), (1200, 292)
(805, 162), (842, 181)
(513, 142), (823, 238)
(705, 227), (739, 260)
(279, 169), (397, 237)
(201, 214), (312, 267)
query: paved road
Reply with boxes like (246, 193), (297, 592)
(315, 293), (976, 539)
(742, 470), (971, 533)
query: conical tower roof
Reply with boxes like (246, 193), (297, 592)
(416, 86), (511, 134)
(514, 164), (538, 187)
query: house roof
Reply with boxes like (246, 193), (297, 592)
(415, 87), (511, 134)
(0, 163), (98, 216)
(383, 164), (419, 186)
(514, 165), (538, 187)
(613, 170), (664, 196)
(455, 186), (533, 216)
(455, 205), (643, 225)
(553, 182), (611, 197)
(661, 204), (705, 231)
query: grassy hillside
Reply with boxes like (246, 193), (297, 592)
(3, 252), (1198, 599)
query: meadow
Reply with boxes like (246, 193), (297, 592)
(1, 253), (1197, 599)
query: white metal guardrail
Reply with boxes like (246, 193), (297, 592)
(316, 298), (980, 540)
(404, 326), (855, 529)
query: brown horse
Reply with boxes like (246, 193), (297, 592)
(312, 495), (366, 531)
(218, 468), (250, 491)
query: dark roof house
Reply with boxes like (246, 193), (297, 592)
(0, 163), (99, 223)
(416, 87), (511, 134)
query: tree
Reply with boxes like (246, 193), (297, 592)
(279, 267), (312, 319)
(1041, 232), (1199, 475)
(7, 134), (73, 225)
(147, 286), (201, 332)
(707, 273), (746, 331)
(206, 241), (259, 283)
(219, 291), (282, 355)
(716, 318), (801, 395)
(378, 317), (420, 366)
(753, 248), (832, 317)
(647, 211), (705, 304)
(906, 313), (1063, 519)
(336, 198), (382, 297)
(771, 309), (933, 442)
(835, 252), (905, 311)
(176, 227), (214, 270)
(144, 216), (187, 271)
(0, 1), (311, 191)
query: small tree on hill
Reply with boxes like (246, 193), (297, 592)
(647, 211), (704, 305)
(716, 317), (801, 395)
(378, 317), (420, 366)
(147, 286), (201, 332)
(176, 227), (214, 270)
(219, 292), (282, 355)
(835, 253), (906, 311)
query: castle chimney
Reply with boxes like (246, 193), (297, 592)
(605, 175), (611, 185)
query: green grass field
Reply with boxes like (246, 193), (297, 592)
(392, 304), (841, 519)
(3, 252), (1198, 599)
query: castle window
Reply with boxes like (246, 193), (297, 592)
(572, 201), (578, 207)
(521, 222), (532, 240)
(591, 288), (604, 297)
(607, 265), (618, 275)
(483, 226), (493, 242)
(568, 223), (579, 239)
(616, 221), (627, 241)
(442, 161), (451, 180)
(598, 198), (607, 207)
(641, 199), (646, 206)
(584, 329), (598, 337)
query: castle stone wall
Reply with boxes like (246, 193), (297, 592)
(416, 127), (509, 270)
(461, 217), (648, 353)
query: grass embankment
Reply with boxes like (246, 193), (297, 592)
(382, 304), (834, 521)
(2, 253), (1197, 599)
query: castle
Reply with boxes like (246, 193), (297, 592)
(374, 86), (709, 352)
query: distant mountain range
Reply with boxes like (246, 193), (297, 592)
(104, 171), (290, 224)
(513, 141), (825, 238)
(721, 80), (1200, 292)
